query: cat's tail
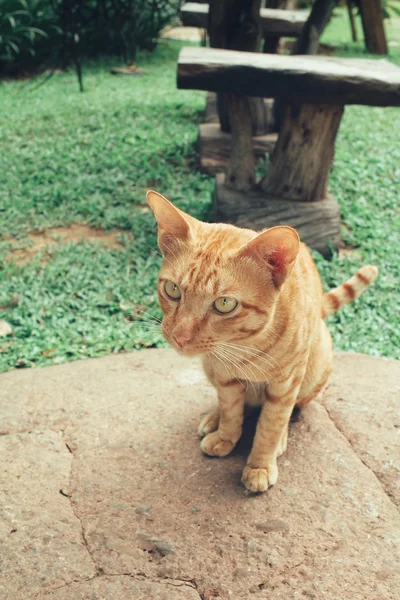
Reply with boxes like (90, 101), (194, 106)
(322, 265), (378, 318)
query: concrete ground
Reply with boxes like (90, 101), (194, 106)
(0, 349), (399, 600)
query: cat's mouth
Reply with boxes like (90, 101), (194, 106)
(170, 341), (206, 357)
(167, 335), (212, 357)
(174, 347), (200, 357)
(163, 325), (205, 356)
(162, 323), (216, 357)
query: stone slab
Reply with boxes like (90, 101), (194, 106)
(38, 575), (201, 600)
(213, 174), (341, 257)
(68, 401), (400, 599)
(181, 3), (307, 36)
(0, 431), (96, 598)
(321, 352), (400, 508)
(0, 350), (399, 599)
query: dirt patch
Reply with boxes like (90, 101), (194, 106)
(6, 224), (128, 265)
(161, 26), (203, 42)
(338, 245), (357, 259)
(0, 321), (13, 337)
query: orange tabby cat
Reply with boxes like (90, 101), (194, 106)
(147, 190), (378, 493)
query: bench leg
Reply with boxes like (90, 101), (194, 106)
(260, 102), (344, 203)
(225, 93), (256, 192)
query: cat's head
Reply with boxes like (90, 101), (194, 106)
(148, 191), (299, 357)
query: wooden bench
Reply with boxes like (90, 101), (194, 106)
(178, 46), (400, 255)
(181, 3), (308, 37)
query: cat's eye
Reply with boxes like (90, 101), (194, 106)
(213, 297), (238, 314)
(164, 280), (181, 300)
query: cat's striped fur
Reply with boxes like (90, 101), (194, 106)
(148, 191), (378, 493)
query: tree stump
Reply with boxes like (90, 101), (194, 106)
(261, 103), (344, 202)
(214, 174), (340, 257)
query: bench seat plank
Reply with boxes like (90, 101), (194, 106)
(181, 3), (307, 36)
(178, 46), (400, 106)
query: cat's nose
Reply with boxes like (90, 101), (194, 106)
(173, 333), (192, 349)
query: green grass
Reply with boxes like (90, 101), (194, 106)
(0, 11), (399, 371)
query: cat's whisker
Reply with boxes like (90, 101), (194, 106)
(214, 346), (259, 397)
(219, 348), (276, 391)
(219, 341), (283, 376)
(219, 341), (270, 366)
(216, 344), (273, 385)
(146, 238), (175, 267)
(211, 350), (240, 387)
(211, 350), (234, 379)
(162, 242), (186, 273)
(129, 322), (161, 327)
(214, 349), (255, 396)
(217, 341), (278, 379)
(134, 310), (162, 324)
(143, 240), (163, 259)
(213, 345), (242, 376)
(128, 322), (162, 331)
(162, 242), (178, 264)
(262, 321), (282, 338)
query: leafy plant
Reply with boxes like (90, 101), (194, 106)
(83, 0), (180, 65)
(382, 0), (400, 18)
(0, 0), (48, 69)
(0, 0), (180, 77)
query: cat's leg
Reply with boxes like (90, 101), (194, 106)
(198, 409), (220, 437)
(198, 393), (262, 438)
(241, 372), (305, 493)
(198, 356), (220, 437)
(200, 379), (246, 457)
(198, 388), (260, 439)
(276, 424), (288, 457)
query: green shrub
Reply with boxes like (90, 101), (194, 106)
(74, 0), (180, 64)
(0, 0), (180, 76)
(382, 0), (400, 17)
(0, 0), (59, 74)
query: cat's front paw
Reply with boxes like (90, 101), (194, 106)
(241, 463), (278, 493)
(198, 409), (220, 438)
(200, 431), (235, 457)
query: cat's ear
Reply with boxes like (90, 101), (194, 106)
(240, 226), (300, 288)
(147, 190), (192, 254)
